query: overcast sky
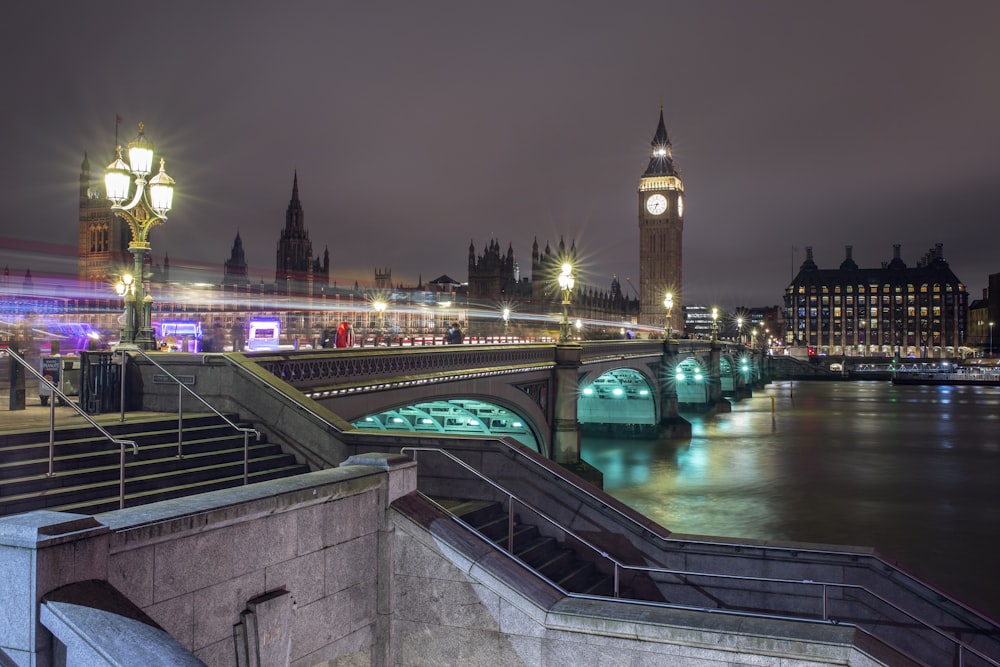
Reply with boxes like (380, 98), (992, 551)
(2, 1), (999, 307)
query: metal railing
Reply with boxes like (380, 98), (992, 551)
(1, 348), (138, 509)
(401, 446), (999, 667)
(121, 347), (260, 484)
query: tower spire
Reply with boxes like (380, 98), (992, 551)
(643, 107), (677, 177)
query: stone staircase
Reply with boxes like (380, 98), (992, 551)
(434, 497), (664, 601)
(0, 414), (310, 517)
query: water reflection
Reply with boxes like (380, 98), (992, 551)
(581, 380), (1000, 617)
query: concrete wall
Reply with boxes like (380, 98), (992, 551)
(0, 456), (416, 667)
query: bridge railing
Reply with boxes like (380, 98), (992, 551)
(401, 445), (1000, 667)
(248, 343), (558, 390)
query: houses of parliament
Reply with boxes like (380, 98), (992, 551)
(4, 110), (686, 348)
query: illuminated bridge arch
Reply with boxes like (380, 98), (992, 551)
(673, 356), (710, 405)
(578, 368), (657, 426)
(351, 398), (541, 452)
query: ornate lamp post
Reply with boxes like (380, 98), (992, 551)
(557, 262), (575, 343)
(711, 307), (719, 340)
(663, 292), (673, 339)
(991, 321), (995, 356)
(736, 316), (744, 345)
(502, 307), (510, 336)
(105, 122), (175, 350)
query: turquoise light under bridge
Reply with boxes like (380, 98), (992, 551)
(352, 399), (539, 452)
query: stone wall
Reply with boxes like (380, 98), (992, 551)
(0, 456), (417, 667)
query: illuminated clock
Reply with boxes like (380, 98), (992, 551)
(677, 194), (684, 217)
(646, 194), (667, 215)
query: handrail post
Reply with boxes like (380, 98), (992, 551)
(243, 431), (249, 485)
(47, 381), (56, 477)
(119, 442), (126, 509)
(177, 383), (184, 458)
(822, 583), (828, 620)
(508, 496), (515, 553)
(614, 564), (620, 598)
(119, 347), (127, 423)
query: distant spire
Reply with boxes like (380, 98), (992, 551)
(292, 170), (299, 202)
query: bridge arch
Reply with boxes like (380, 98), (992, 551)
(350, 396), (544, 453)
(577, 367), (659, 427)
(673, 356), (710, 406)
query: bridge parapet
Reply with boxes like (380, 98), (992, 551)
(250, 343), (557, 391)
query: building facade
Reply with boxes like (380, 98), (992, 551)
(77, 153), (131, 284)
(785, 244), (968, 358)
(638, 107), (684, 331)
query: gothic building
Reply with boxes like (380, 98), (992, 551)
(467, 239), (529, 299)
(785, 244), (967, 357)
(223, 232), (249, 287)
(274, 172), (329, 295)
(466, 235), (638, 326)
(77, 153), (131, 284)
(637, 107), (685, 331)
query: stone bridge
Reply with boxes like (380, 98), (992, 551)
(247, 339), (761, 461)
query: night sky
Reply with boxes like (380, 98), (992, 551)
(3, 1), (999, 308)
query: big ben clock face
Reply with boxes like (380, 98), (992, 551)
(646, 194), (667, 215)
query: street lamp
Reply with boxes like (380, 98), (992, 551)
(373, 300), (387, 343)
(711, 307), (719, 340)
(557, 262), (575, 342)
(736, 316), (744, 345)
(990, 321), (994, 356)
(105, 122), (175, 350)
(114, 273), (137, 344)
(663, 292), (673, 339)
(502, 307), (510, 335)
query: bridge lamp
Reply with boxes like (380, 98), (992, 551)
(373, 300), (387, 339)
(557, 262), (575, 342)
(736, 316), (744, 345)
(711, 307), (719, 339)
(991, 322), (995, 355)
(583, 386), (594, 396)
(502, 307), (510, 332)
(104, 122), (176, 350)
(675, 370), (685, 381)
(664, 292), (673, 338)
(114, 273), (136, 343)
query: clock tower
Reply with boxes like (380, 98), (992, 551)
(638, 107), (684, 332)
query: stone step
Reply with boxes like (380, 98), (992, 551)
(49, 464), (310, 515)
(0, 414), (307, 518)
(0, 422), (254, 466)
(432, 496), (616, 597)
(0, 432), (271, 479)
(0, 441), (286, 496)
(0, 453), (305, 517)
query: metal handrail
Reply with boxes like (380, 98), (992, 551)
(122, 347), (260, 484)
(482, 429), (998, 627)
(1, 348), (138, 509)
(214, 352), (347, 433)
(401, 446), (999, 667)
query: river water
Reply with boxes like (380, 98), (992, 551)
(581, 380), (1000, 619)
